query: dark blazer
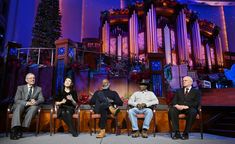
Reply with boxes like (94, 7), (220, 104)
(89, 89), (123, 113)
(171, 88), (201, 109)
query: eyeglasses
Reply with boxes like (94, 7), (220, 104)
(27, 77), (35, 79)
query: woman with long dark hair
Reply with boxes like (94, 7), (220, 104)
(55, 77), (78, 137)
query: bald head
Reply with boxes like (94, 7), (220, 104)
(182, 76), (193, 88)
(102, 79), (110, 89)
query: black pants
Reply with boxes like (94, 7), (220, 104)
(98, 103), (110, 129)
(59, 108), (76, 134)
(168, 107), (197, 133)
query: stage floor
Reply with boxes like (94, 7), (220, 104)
(0, 133), (235, 144)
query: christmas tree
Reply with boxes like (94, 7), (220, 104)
(31, 0), (61, 65)
(31, 0), (61, 48)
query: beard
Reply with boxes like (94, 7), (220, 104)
(102, 83), (110, 89)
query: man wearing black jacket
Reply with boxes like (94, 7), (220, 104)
(168, 76), (201, 140)
(89, 79), (123, 138)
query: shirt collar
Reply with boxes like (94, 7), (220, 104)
(185, 86), (192, 91)
(27, 84), (33, 88)
(141, 90), (148, 93)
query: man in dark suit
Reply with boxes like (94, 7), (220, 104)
(10, 73), (44, 140)
(168, 76), (201, 140)
(89, 79), (123, 138)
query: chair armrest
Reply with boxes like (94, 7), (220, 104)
(7, 105), (12, 113)
(89, 105), (95, 113)
(50, 104), (58, 114)
(7, 104), (14, 113)
(38, 107), (41, 114)
(198, 105), (202, 115)
(152, 104), (157, 113)
(74, 105), (80, 114)
(126, 105), (132, 112)
(198, 105), (202, 111)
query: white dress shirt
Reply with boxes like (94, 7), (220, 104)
(128, 90), (159, 107)
(184, 86), (192, 94)
(27, 84), (34, 96)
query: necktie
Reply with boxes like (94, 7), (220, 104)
(27, 87), (32, 100)
(185, 88), (189, 95)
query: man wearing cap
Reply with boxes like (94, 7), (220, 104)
(168, 76), (201, 140)
(128, 79), (159, 138)
(89, 79), (123, 138)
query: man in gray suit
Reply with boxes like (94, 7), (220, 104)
(10, 73), (44, 140)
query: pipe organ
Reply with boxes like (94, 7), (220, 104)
(100, 0), (223, 71)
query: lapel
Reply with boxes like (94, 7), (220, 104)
(180, 88), (185, 97)
(23, 85), (28, 100)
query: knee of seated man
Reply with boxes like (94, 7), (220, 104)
(128, 108), (136, 114)
(15, 103), (25, 109)
(145, 108), (153, 115)
(188, 108), (197, 115)
(168, 107), (177, 113)
(13, 104), (25, 112)
(29, 105), (39, 111)
(65, 110), (71, 114)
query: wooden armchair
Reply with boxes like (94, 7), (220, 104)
(50, 104), (80, 136)
(168, 105), (203, 139)
(6, 104), (41, 137)
(89, 105), (119, 136)
(126, 105), (158, 137)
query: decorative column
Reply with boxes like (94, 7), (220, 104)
(176, 9), (188, 63)
(120, 0), (127, 9)
(55, 38), (75, 94)
(129, 11), (139, 58)
(218, 6), (229, 52)
(146, 4), (158, 53)
(102, 21), (110, 54)
(205, 43), (212, 70)
(191, 19), (202, 65)
(215, 35), (224, 66)
(164, 25), (171, 64)
(117, 34), (122, 59)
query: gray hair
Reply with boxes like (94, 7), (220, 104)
(183, 76), (193, 82)
(25, 73), (35, 79)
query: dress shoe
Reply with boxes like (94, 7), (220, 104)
(17, 127), (23, 138)
(181, 132), (189, 140)
(10, 128), (19, 140)
(172, 131), (182, 140)
(72, 132), (78, 137)
(69, 128), (78, 137)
